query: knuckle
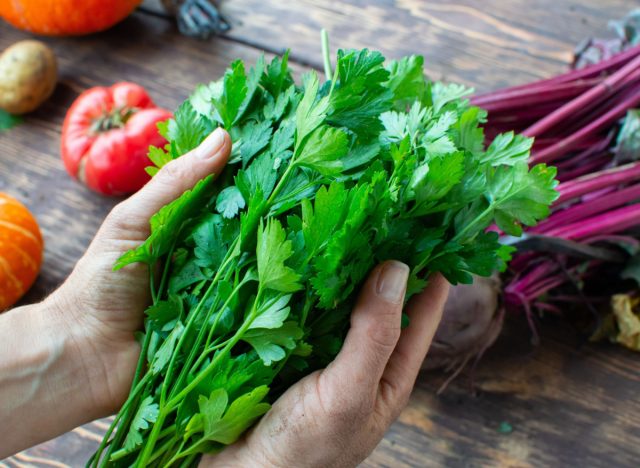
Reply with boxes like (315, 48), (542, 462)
(326, 389), (374, 425)
(366, 319), (401, 350)
(159, 158), (191, 181)
(103, 201), (137, 234)
(380, 377), (412, 419)
(107, 201), (128, 222)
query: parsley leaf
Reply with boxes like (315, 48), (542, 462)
(120, 396), (159, 455)
(243, 322), (304, 365)
(216, 186), (246, 219)
(256, 219), (302, 292)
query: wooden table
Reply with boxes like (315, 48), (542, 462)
(1, 1), (639, 467)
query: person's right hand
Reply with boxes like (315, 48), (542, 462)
(202, 261), (450, 468)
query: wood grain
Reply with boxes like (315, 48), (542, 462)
(214, 0), (634, 92)
(1, 2), (640, 467)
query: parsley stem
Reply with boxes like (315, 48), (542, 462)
(321, 29), (333, 83)
(267, 161), (296, 206)
(100, 328), (154, 462)
(91, 371), (153, 467)
(167, 287), (264, 408)
(149, 267), (158, 304)
(167, 438), (209, 465)
(166, 244), (243, 401)
(157, 239), (178, 299)
(147, 434), (178, 464)
(161, 237), (240, 406)
(137, 287), (264, 467)
(204, 278), (249, 347)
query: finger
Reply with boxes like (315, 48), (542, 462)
(103, 128), (231, 239)
(326, 261), (409, 396)
(380, 274), (449, 407)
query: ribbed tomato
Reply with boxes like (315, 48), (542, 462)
(61, 82), (172, 195)
(0, 0), (142, 36)
(0, 193), (43, 311)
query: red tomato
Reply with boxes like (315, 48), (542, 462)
(61, 82), (172, 195)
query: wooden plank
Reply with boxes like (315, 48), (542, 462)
(212, 0), (634, 91)
(2, 3), (640, 468)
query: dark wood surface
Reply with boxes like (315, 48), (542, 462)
(1, 1), (639, 467)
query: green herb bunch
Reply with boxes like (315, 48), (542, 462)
(90, 36), (558, 467)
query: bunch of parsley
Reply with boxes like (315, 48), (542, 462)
(90, 38), (558, 467)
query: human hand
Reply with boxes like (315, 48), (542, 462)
(47, 128), (231, 414)
(202, 261), (450, 468)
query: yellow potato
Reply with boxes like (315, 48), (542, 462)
(0, 40), (57, 115)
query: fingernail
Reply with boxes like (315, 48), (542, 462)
(196, 128), (226, 159)
(376, 261), (409, 303)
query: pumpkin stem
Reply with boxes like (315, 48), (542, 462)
(175, 0), (230, 39)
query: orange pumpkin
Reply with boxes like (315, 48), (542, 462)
(0, 0), (142, 36)
(0, 193), (43, 311)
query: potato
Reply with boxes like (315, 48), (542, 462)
(0, 40), (57, 115)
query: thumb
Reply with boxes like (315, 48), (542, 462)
(100, 128), (231, 241)
(326, 261), (409, 398)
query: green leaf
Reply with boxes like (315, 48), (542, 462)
(190, 81), (223, 117)
(261, 50), (294, 97)
(243, 322), (303, 365)
(250, 293), (291, 329)
(295, 125), (349, 175)
(481, 131), (533, 166)
(151, 322), (184, 374)
(146, 295), (183, 332)
(386, 55), (427, 106)
(328, 48), (393, 140)
(411, 152), (465, 212)
(453, 106), (486, 156)
(169, 257), (207, 293)
(146, 145), (173, 175)
(167, 101), (212, 157)
(216, 186), (246, 219)
(237, 151), (279, 200)
(115, 176), (215, 269)
(431, 82), (474, 113)
(119, 396), (159, 455)
(295, 72), (330, 147)
(193, 213), (228, 269)
(239, 120), (273, 165)
(301, 182), (348, 255)
(488, 162), (559, 236)
(270, 116), (296, 155)
(256, 219), (302, 292)
(199, 386), (271, 445)
(213, 60), (248, 128)
(0, 110), (21, 131)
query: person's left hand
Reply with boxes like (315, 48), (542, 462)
(49, 128), (231, 413)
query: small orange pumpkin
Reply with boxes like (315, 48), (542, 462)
(0, 193), (43, 311)
(0, 0), (142, 36)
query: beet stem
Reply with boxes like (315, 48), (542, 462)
(547, 203), (640, 239)
(556, 161), (640, 204)
(523, 54), (640, 138)
(536, 183), (640, 232)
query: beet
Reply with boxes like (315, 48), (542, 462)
(422, 276), (503, 375)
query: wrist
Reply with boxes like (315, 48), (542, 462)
(0, 300), (111, 455)
(45, 288), (140, 415)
